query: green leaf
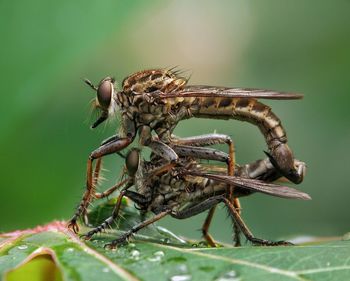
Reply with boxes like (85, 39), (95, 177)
(1, 202), (350, 281)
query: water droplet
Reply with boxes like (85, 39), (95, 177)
(167, 261), (190, 280)
(130, 250), (140, 260)
(177, 264), (188, 273)
(326, 262), (330, 266)
(102, 267), (110, 273)
(65, 247), (75, 253)
(216, 270), (239, 281)
(170, 275), (192, 281)
(147, 251), (165, 262)
(155, 251), (164, 257)
(156, 226), (186, 244)
(289, 235), (317, 244)
(17, 245), (28, 250)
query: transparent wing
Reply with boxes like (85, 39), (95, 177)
(159, 85), (303, 100)
(186, 171), (311, 200)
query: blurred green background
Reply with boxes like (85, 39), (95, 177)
(1, 0), (350, 244)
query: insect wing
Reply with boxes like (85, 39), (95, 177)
(186, 172), (311, 200)
(159, 85), (303, 100)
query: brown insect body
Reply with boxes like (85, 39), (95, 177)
(116, 69), (302, 183)
(82, 150), (310, 247)
(133, 154), (308, 215)
(68, 68), (305, 234)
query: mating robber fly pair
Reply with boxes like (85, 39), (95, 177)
(68, 68), (309, 247)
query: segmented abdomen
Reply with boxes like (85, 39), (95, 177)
(183, 97), (287, 150)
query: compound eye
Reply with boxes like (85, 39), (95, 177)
(97, 78), (113, 109)
(126, 149), (140, 176)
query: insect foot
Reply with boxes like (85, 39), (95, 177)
(67, 219), (80, 234)
(251, 237), (293, 246)
(104, 234), (131, 249)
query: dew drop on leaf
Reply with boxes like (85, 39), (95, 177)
(154, 251), (164, 257)
(170, 275), (192, 281)
(215, 270), (240, 281)
(176, 264), (188, 274)
(65, 247), (75, 253)
(147, 250), (165, 262)
(130, 249), (140, 260)
(17, 245), (28, 250)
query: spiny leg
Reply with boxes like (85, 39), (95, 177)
(201, 206), (217, 247)
(94, 178), (129, 199)
(222, 197), (292, 246)
(173, 194), (239, 247)
(233, 199), (241, 247)
(68, 135), (134, 233)
(67, 157), (96, 233)
(82, 157), (103, 224)
(171, 133), (235, 179)
(171, 145), (232, 246)
(171, 135), (241, 246)
(82, 184), (135, 239)
(172, 195), (292, 246)
(94, 160), (128, 199)
(172, 196), (224, 220)
(93, 158), (103, 186)
(105, 210), (171, 248)
(172, 145), (229, 162)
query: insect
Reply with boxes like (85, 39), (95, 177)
(80, 149), (310, 248)
(68, 68), (306, 232)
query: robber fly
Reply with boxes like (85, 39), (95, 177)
(80, 149), (310, 248)
(68, 68), (306, 233)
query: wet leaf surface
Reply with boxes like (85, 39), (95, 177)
(1, 202), (349, 281)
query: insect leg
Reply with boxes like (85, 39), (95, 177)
(139, 125), (179, 174)
(100, 134), (123, 146)
(171, 137), (240, 245)
(171, 133), (235, 177)
(147, 140), (178, 163)
(82, 183), (137, 239)
(201, 206), (217, 247)
(72, 156), (103, 226)
(105, 209), (171, 248)
(94, 178), (129, 199)
(171, 196), (224, 219)
(171, 133), (232, 147)
(172, 145), (229, 162)
(68, 132), (135, 233)
(92, 158), (103, 186)
(222, 197), (292, 246)
(143, 140), (180, 178)
(171, 144), (241, 245)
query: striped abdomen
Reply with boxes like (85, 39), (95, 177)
(187, 97), (285, 149)
(181, 96), (301, 184)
